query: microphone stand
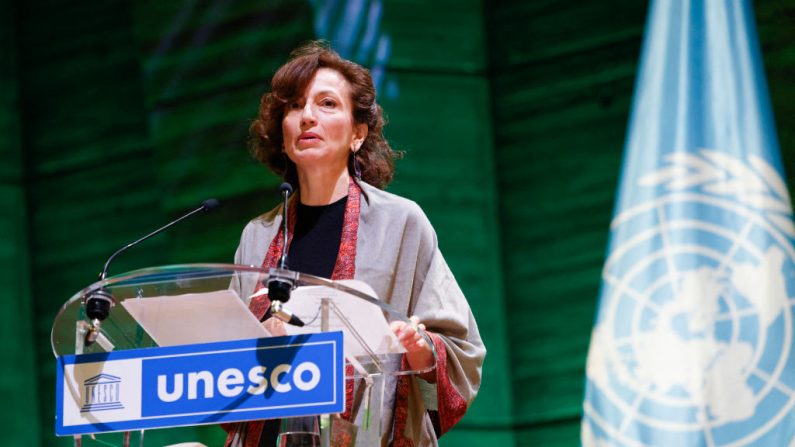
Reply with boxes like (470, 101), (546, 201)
(265, 183), (305, 327)
(83, 199), (220, 344)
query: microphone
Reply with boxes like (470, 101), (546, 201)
(84, 198), (220, 343)
(276, 182), (292, 270)
(98, 198), (219, 281)
(264, 182), (305, 327)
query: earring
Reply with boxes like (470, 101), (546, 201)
(352, 151), (362, 179)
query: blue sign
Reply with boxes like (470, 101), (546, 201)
(56, 332), (344, 436)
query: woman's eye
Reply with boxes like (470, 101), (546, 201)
(320, 99), (337, 108)
(289, 101), (302, 109)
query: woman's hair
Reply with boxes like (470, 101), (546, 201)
(249, 41), (401, 189)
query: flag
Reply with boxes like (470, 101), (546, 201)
(582, 1), (795, 445)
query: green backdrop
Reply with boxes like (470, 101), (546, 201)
(2, 0), (793, 445)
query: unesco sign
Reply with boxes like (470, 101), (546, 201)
(56, 332), (344, 436)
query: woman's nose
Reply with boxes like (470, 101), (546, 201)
(300, 104), (316, 126)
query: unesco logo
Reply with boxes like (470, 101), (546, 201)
(583, 150), (795, 446)
(81, 373), (124, 413)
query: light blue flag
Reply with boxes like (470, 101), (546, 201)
(582, 1), (795, 445)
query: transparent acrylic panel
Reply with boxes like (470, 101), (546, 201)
(51, 264), (437, 445)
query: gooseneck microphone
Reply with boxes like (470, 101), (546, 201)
(99, 198), (220, 281)
(83, 198), (220, 344)
(276, 183), (292, 271)
(265, 183), (305, 327)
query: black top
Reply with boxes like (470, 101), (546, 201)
(259, 195), (347, 446)
(286, 194), (348, 279)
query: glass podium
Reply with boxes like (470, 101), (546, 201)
(51, 264), (437, 447)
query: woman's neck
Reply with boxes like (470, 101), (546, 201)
(297, 167), (351, 205)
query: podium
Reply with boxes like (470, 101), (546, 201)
(51, 264), (437, 446)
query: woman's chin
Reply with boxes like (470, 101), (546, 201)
(292, 154), (348, 174)
(291, 148), (345, 162)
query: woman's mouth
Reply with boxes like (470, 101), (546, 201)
(298, 132), (321, 142)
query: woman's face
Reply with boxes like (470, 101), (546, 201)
(282, 68), (367, 176)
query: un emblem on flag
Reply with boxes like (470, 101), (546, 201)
(583, 150), (795, 446)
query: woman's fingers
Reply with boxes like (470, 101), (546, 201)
(390, 318), (429, 353)
(388, 317), (435, 375)
(263, 316), (287, 336)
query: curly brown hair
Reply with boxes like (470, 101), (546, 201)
(249, 41), (401, 189)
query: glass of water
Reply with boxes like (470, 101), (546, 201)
(277, 416), (320, 447)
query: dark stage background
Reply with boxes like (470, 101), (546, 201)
(1, 0), (793, 445)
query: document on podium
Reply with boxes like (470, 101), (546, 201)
(121, 290), (270, 347)
(280, 279), (406, 358)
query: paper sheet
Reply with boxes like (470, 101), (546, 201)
(280, 280), (406, 358)
(121, 290), (270, 347)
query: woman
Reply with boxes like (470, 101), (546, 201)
(228, 41), (485, 447)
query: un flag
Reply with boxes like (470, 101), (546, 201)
(581, 1), (795, 445)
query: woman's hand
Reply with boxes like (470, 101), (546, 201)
(390, 316), (436, 383)
(262, 316), (287, 336)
